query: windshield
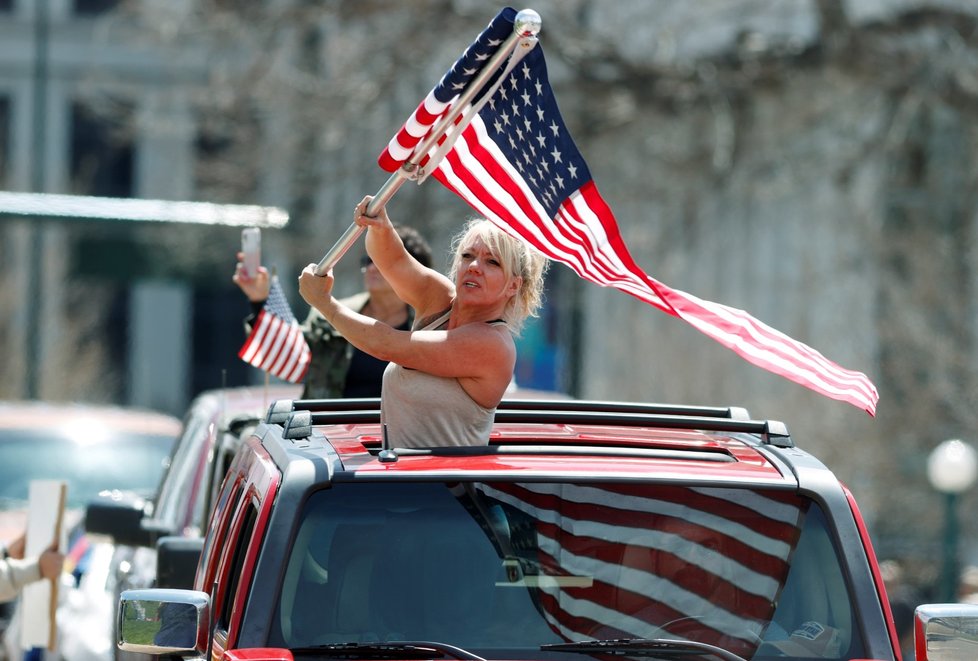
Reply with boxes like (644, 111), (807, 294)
(273, 482), (865, 660)
(0, 429), (175, 509)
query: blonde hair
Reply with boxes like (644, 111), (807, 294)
(448, 219), (549, 335)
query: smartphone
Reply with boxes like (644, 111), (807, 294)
(241, 227), (261, 278)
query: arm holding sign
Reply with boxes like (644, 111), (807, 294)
(0, 532), (64, 603)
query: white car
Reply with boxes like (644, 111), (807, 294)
(0, 401), (180, 661)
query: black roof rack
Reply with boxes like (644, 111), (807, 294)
(499, 399), (752, 420)
(266, 398), (792, 447)
(267, 397), (751, 421)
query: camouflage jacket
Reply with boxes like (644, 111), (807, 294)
(247, 291), (413, 399)
(299, 291), (371, 399)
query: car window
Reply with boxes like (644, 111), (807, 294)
(152, 401), (219, 532)
(219, 501), (258, 634)
(197, 477), (245, 594)
(0, 429), (175, 509)
(273, 481), (866, 661)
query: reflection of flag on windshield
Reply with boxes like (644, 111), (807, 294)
(478, 483), (804, 658)
(378, 7), (878, 416)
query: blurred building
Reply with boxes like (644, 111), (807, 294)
(0, 0), (272, 413)
(0, 0), (564, 413)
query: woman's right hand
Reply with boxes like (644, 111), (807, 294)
(232, 251), (271, 303)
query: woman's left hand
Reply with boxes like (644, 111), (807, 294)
(298, 264), (336, 315)
(354, 195), (395, 232)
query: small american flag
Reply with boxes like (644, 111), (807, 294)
(378, 7), (878, 415)
(238, 275), (311, 384)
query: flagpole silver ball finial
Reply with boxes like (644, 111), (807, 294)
(515, 9), (541, 37)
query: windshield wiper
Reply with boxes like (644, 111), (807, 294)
(541, 638), (748, 661)
(294, 641), (486, 661)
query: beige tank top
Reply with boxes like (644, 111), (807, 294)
(380, 309), (504, 448)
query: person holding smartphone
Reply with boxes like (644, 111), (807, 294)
(233, 224), (433, 399)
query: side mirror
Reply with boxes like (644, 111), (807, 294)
(156, 536), (204, 589)
(85, 491), (158, 548)
(118, 588), (210, 656)
(914, 603), (978, 660)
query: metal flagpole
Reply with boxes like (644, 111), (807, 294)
(314, 9), (542, 276)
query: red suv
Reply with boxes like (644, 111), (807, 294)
(82, 384), (298, 661)
(115, 398), (978, 661)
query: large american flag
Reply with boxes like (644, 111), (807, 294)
(238, 275), (311, 384)
(378, 8), (879, 416)
(476, 482), (805, 658)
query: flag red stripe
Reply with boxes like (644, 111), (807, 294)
(239, 311), (278, 364)
(279, 331), (309, 382)
(247, 313), (278, 365)
(258, 319), (288, 372)
(379, 92), (453, 172)
(267, 319), (299, 375)
(237, 326), (261, 363)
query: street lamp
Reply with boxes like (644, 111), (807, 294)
(927, 439), (978, 602)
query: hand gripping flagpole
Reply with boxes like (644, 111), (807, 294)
(315, 9), (542, 276)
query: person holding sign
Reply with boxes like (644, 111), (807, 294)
(0, 532), (64, 602)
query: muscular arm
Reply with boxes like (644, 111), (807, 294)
(298, 264), (515, 405)
(355, 197), (453, 317)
